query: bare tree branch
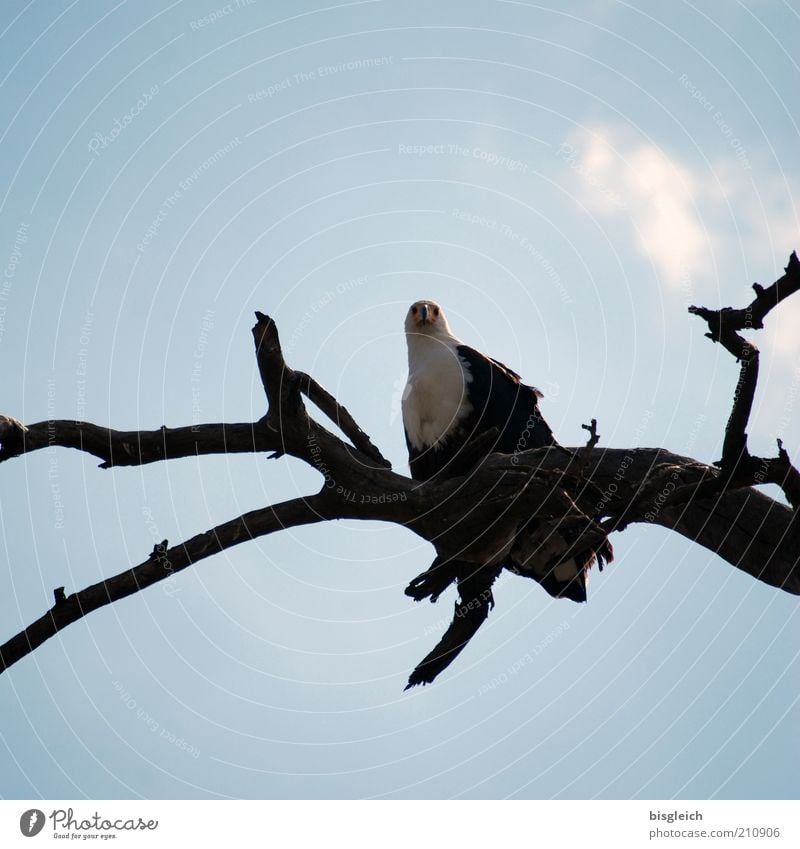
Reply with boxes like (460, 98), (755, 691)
(2, 256), (799, 684)
(0, 420), (281, 468)
(294, 370), (391, 469)
(689, 250), (800, 339)
(0, 494), (334, 673)
(581, 418), (599, 449)
(689, 251), (800, 512)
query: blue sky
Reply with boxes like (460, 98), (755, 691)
(0, 0), (798, 799)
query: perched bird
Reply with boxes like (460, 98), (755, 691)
(401, 299), (612, 687)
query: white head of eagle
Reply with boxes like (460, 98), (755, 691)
(400, 299), (612, 608)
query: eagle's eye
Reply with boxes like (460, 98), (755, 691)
(411, 306), (418, 315)
(433, 307), (440, 317)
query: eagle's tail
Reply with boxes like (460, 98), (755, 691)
(508, 519), (614, 602)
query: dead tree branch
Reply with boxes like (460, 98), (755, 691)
(689, 251), (800, 503)
(2, 256), (800, 683)
(0, 495), (333, 673)
(0, 420), (282, 468)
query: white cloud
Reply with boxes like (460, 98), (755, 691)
(559, 127), (799, 349)
(560, 127), (709, 288)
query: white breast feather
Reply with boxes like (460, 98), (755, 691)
(402, 341), (472, 450)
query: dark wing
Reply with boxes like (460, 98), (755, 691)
(457, 345), (556, 455)
(404, 345), (555, 482)
(457, 346), (615, 602)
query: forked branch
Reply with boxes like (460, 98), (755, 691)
(2, 259), (799, 683)
(689, 251), (800, 507)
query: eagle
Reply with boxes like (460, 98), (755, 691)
(401, 299), (613, 688)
